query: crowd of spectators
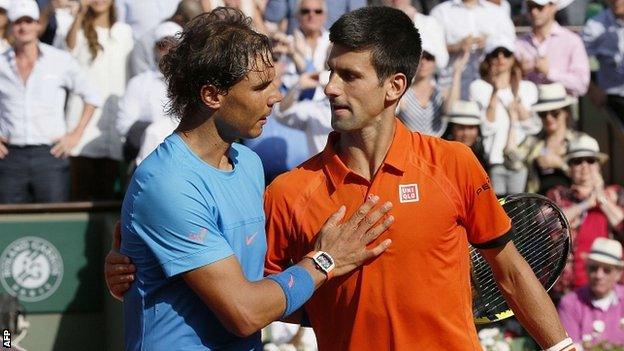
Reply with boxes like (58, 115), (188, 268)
(0, 0), (623, 349)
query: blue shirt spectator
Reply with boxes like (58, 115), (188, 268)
(264, 0), (366, 34)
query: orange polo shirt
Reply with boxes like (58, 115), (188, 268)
(264, 121), (511, 351)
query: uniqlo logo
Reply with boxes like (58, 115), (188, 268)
(399, 184), (419, 203)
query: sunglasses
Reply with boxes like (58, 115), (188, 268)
(421, 51), (436, 62)
(588, 264), (616, 274)
(569, 157), (598, 166)
(487, 48), (513, 59)
(538, 109), (565, 119)
(527, 2), (548, 11)
(300, 8), (323, 15)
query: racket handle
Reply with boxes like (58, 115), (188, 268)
(543, 337), (575, 351)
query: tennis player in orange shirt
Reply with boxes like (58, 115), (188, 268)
(106, 6), (576, 351)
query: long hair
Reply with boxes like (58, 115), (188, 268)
(82, 1), (117, 61)
(160, 7), (273, 121)
(479, 54), (523, 96)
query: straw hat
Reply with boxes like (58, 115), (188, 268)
(532, 83), (576, 112)
(564, 134), (609, 164)
(446, 101), (481, 126)
(587, 238), (624, 268)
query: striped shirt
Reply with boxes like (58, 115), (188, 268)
(397, 87), (446, 137)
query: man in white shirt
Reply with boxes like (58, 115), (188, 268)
(117, 21), (181, 166)
(277, 0), (331, 100)
(116, 0), (181, 39)
(129, 0), (203, 77)
(431, 0), (515, 98)
(0, 0), (100, 204)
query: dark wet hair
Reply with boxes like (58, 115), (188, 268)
(160, 7), (273, 120)
(329, 6), (422, 84)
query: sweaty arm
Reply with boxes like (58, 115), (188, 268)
(109, 194), (392, 336)
(480, 242), (571, 350)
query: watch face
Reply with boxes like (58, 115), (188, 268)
(316, 253), (332, 269)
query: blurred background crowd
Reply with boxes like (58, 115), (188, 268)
(0, 0), (623, 350)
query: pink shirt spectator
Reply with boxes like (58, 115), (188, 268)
(515, 23), (590, 97)
(558, 285), (624, 346)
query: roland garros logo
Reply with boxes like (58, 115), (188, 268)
(0, 237), (64, 302)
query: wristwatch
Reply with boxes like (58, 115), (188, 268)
(305, 251), (336, 280)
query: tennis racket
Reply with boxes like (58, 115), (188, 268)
(470, 193), (570, 324)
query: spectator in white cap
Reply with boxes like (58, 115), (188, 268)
(442, 100), (489, 169)
(63, 0), (134, 200)
(547, 134), (624, 299)
(0, 0), (9, 53)
(521, 83), (584, 194)
(430, 0), (515, 99)
(469, 35), (540, 196)
(515, 0), (589, 97)
(117, 20), (182, 170)
(382, 0), (449, 69)
(582, 0), (624, 126)
(130, 0), (203, 77)
(0, 0), (101, 203)
(397, 37), (467, 137)
(115, 0), (181, 40)
(557, 237), (624, 348)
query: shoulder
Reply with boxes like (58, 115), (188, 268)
(430, 1), (453, 16)
(111, 22), (134, 39)
(560, 286), (590, 308)
(409, 133), (476, 168)
(584, 10), (610, 33)
(519, 80), (538, 94)
(232, 142), (262, 166)
(40, 43), (73, 61)
(266, 153), (325, 204)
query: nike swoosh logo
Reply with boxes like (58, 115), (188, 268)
(288, 274), (295, 288)
(245, 232), (258, 246)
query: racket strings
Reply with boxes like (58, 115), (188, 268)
(471, 198), (569, 320)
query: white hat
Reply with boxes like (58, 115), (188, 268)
(531, 83), (577, 112)
(527, 0), (571, 10)
(8, 0), (40, 22)
(587, 238), (623, 268)
(484, 36), (515, 56)
(154, 21), (182, 43)
(0, 0), (10, 11)
(564, 134), (609, 164)
(446, 101), (482, 126)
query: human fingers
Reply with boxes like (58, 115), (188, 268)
(361, 239), (392, 261)
(109, 284), (130, 301)
(361, 215), (394, 244)
(112, 221), (121, 250)
(107, 273), (135, 285)
(105, 249), (132, 266)
(356, 201), (393, 236)
(0, 142), (8, 159)
(344, 195), (379, 229)
(317, 205), (346, 232)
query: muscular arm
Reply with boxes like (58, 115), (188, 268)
(183, 255), (324, 337)
(480, 241), (568, 349)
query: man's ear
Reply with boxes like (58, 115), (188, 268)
(200, 85), (222, 110)
(385, 73), (408, 103)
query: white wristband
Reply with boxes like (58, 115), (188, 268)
(543, 337), (575, 351)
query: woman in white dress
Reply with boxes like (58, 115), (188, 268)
(65, 0), (133, 200)
(469, 36), (541, 196)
